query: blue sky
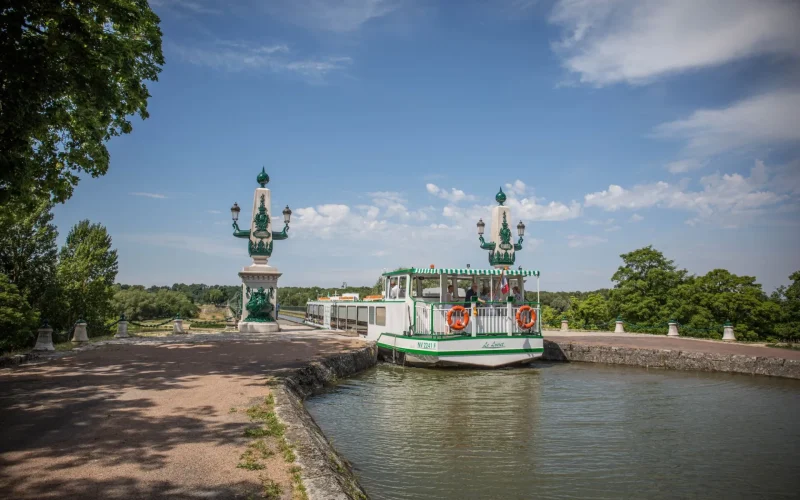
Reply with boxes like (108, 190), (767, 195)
(53, 0), (800, 291)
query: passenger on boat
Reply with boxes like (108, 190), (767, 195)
(389, 280), (401, 299)
(512, 286), (523, 304)
(464, 282), (480, 306)
(446, 284), (455, 302)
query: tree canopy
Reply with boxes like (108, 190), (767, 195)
(0, 0), (164, 203)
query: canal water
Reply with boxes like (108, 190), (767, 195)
(306, 362), (800, 500)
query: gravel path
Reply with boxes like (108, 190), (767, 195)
(0, 324), (364, 500)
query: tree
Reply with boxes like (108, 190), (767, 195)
(0, 273), (38, 351)
(205, 288), (224, 305)
(770, 271), (799, 341)
(609, 246), (687, 323)
(56, 220), (118, 334)
(0, 196), (59, 317)
(0, 0), (164, 204)
(570, 293), (611, 327)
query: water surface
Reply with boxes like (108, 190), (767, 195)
(306, 362), (800, 499)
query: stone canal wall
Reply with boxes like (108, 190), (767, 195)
(274, 344), (378, 500)
(543, 339), (800, 379)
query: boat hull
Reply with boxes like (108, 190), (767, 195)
(376, 333), (543, 368)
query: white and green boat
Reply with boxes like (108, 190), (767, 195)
(305, 266), (543, 368)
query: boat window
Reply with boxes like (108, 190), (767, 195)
(376, 307), (386, 326)
(338, 305), (346, 329)
(369, 306), (375, 325)
(387, 275), (408, 299)
(357, 306), (368, 333)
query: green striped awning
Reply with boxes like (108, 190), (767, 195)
(383, 268), (540, 277)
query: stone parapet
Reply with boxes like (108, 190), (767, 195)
(274, 345), (377, 500)
(542, 340), (800, 379)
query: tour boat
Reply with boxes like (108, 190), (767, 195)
(304, 266), (543, 368)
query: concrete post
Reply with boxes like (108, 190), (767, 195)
(561, 318), (568, 332)
(667, 320), (679, 337)
(33, 323), (54, 351)
(225, 317), (236, 330)
(722, 322), (735, 341)
(115, 318), (129, 338)
(173, 316), (185, 334)
(470, 297), (477, 338)
(614, 317), (625, 334)
(71, 320), (89, 343)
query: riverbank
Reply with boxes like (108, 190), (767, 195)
(542, 330), (800, 379)
(0, 323), (373, 500)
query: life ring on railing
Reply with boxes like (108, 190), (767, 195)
(516, 305), (537, 330)
(446, 305), (470, 331)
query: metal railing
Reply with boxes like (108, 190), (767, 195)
(414, 301), (541, 337)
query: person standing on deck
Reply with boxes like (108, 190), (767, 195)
(389, 280), (400, 299)
(446, 284), (455, 302)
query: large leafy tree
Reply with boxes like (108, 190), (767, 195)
(56, 220), (118, 333)
(0, 197), (59, 317)
(772, 271), (800, 340)
(0, 0), (164, 203)
(609, 246), (687, 323)
(0, 273), (38, 351)
(569, 293), (611, 327)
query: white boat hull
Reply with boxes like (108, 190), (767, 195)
(376, 333), (543, 368)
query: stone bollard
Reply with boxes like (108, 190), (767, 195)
(667, 320), (679, 337)
(225, 317), (237, 330)
(614, 317), (625, 334)
(71, 320), (89, 343)
(722, 321), (735, 341)
(115, 315), (129, 339)
(561, 318), (568, 332)
(173, 316), (185, 334)
(33, 322), (55, 351)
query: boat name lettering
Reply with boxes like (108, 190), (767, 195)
(482, 341), (505, 349)
(417, 341), (436, 349)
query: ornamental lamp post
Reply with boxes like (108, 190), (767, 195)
(230, 166), (292, 334)
(476, 187), (525, 268)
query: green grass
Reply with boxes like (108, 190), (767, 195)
(261, 479), (282, 500)
(290, 466), (308, 500)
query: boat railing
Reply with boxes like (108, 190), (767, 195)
(414, 301), (540, 337)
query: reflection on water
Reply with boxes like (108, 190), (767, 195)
(306, 362), (800, 500)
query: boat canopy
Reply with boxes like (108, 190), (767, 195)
(382, 267), (540, 277)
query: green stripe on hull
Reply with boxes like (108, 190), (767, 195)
(379, 332), (543, 341)
(376, 342), (543, 357)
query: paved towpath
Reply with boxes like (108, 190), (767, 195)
(543, 330), (800, 360)
(0, 322), (364, 500)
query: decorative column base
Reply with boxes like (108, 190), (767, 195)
(560, 320), (568, 332)
(667, 322), (679, 337)
(614, 320), (625, 334)
(72, 321), (89, 343)
(33, 326), (55, 351)
(722, 323), (735, 341)
(173, 318), (185, 334)
(238, 263), (282, 333)
(115, 320), (129, 338)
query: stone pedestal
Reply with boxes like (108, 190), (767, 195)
(722, 323), (735, 341)
(614, 320), (625, 334)
(115, 320), (129, 339)
(72, 321), (89, 343)
(561, 319), (568, 332)
(225, 318), (237, 330)
(239, 263), (282, 333)
(173, 318), (185, 334)
(33, 326), (54, 351)
(667, 321), (679, 337)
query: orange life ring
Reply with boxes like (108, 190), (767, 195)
(516, 305), (537, 330)
(446, 305), (470, 331)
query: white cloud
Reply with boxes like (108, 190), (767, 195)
(207, 210), (222, 214)
(605, 225), (621, 232)
(666, 159), (706, 174)
(586, 218), (614, 226)
(168, 41), (352, 80)
(504, 180), (527, 196)
(130, 192), (167, 199)
(629, 213), (644, 223)
(426, 183), (476, 203)
(584, 160), (789, 226)
(653, 90), (800, 156)
(567, 235), (607, 248)
(264, 0), (401, 33)
(549, 0), (800, 86)
(150, 0), (221, 15)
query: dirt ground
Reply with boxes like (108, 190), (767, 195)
(0, 325), (364, 500)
